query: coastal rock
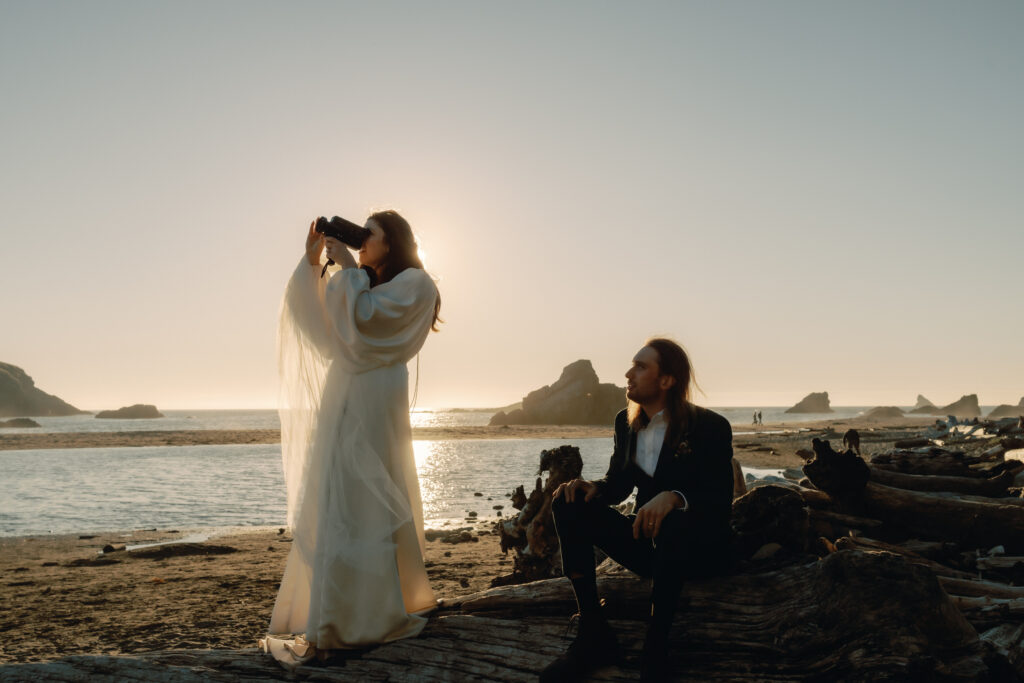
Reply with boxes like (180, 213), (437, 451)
(909, 394), (938, 414)
(489, 360), (625, 426)
(95, 404), (164, 419)
(862, 406), (905, 420)
(938, 394), (982, 419)
(988, 398), (1024, 420)
(784, 391), (833, 414)
(0, 417), (41, 428)
(0, 362), (86, 417)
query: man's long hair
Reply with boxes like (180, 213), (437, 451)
(627, 337), (698, 432)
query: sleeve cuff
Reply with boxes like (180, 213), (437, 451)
(671, 490), (689, 511)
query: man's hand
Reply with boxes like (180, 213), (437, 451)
(552, 478), (597, 503)
(632, 491), (684, 540)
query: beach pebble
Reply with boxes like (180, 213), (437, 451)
(468, 511), (478, 517)
(474, 492), (483, 497)
(102, 544), (126, 554)
(78, 535), (96, 540)
(444, 551), (452, 557)
(492, 505), (504, 510)
(459, 578), (470, 588)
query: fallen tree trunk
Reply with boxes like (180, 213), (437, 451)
(805, 439), (1024, 553)
(868, 466), (1015, 497)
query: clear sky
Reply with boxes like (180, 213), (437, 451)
(2, 1), (1022, 411)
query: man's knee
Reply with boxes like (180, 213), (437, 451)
(551, 494), (593, 520)
(655, 509), (694, 546)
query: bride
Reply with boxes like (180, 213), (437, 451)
(260, 210), (442, 669)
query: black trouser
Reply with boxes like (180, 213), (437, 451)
(551, 495), (697, 638)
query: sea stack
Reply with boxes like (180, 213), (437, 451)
(489, 360), (625, 426)
(936, 394), (981, 419)
(784, 392), (833, 414)
(986, 397), (1024, 419)
(95, 404), (164, 419)
(0, 362), (86, 417)
(908, 395), (938, 414)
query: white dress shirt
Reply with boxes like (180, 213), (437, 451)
(635, 410), (689, 511)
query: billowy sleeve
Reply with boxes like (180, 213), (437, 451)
(281, 257), (336, 359)
(324, 266), (438, 371)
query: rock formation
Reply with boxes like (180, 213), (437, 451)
(909, 394), (982, 418)
(489, 360), (625, 426)
(861, 406), (905, 419)
(0, 362), (85, 417)
(0, 417), (41, 428)
(909, 394), (938, 414)
(938, 394), (982, 419)
(784, 391), (833, 414)
(95, 404), (164, 419)
(988, 397), (1024, 420)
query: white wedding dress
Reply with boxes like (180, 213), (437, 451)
(260, 257), (438, 669)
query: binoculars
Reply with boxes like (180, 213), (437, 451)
(314, 216), (371, 249)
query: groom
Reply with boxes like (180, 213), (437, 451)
(541, 338), (735, 683)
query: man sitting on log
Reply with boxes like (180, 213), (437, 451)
(540, 338), (735, 683)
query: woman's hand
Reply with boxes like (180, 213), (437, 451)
(632, 491), (684, 539)
(324, 236), (357, 268)
(552, 478), (597, 503)
(306, 220), (324, 266)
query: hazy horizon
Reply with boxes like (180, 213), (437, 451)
(3, 2), (1022, 411)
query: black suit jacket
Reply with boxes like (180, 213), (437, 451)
(592, 405), (735, 554)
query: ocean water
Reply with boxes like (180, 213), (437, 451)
(0, 438), (782, 537)
(0, 405), (951, 436)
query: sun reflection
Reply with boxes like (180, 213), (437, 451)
(413, 439), (434, 470)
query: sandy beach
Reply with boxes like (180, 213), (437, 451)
(0, 415), (953, 666)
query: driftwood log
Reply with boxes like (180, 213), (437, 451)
(1, 549), (999, 681)
(868, 465), (1016, 497)
(805, 438), (1024, 553)
(493, 445), (582, 585)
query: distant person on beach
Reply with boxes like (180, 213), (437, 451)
(541, 338), (734, 683)
(752, 411), (758, 426)
(260, 211), (441, 670)
(757, 410), (762, 425)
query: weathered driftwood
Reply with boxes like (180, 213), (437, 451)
(981, 623), (1024, 679)
(833, 536), (974, 580)
(1, 550), (1001, 681)
(950, 595), (1024, 615)
(805, 439), (1024, 553)
(870, 447), (997, 478)
(938, 576), (1024, 600)
(493, 445), (582, 585)
(868, 465), (1016, 497)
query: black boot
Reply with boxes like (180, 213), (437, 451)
(539, 613), (620, 683)
(639, 625), (671, 683)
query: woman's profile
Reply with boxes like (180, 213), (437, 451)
(260, 209), (441, 669)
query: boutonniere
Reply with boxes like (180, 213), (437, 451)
(674, 438), (693, 459)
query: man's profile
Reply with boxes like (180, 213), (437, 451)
(540, 338), (734, 683)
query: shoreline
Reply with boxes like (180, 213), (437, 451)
(0, 416), (939, 452)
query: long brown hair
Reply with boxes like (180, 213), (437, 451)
(627, 337), (698, 432)
(365, 210), (442, 332)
